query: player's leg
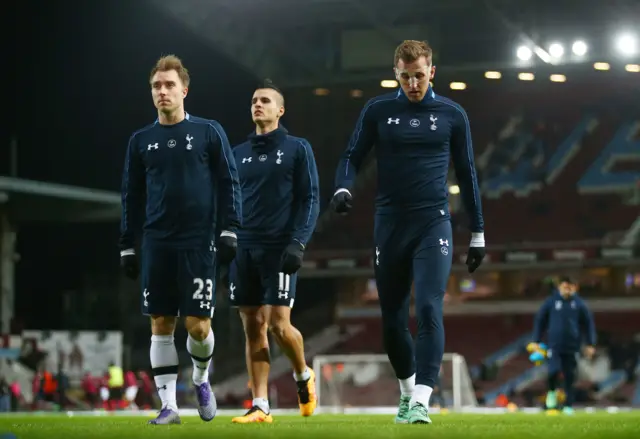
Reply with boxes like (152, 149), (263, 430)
(180, 247), (217, 422)
(266, 271), (315, 417)
(237, 306), (272, 420)
(141, 246), (181, 425)
(230, 249), (274, 423)
(546, 350), (560, 410)
(407, 219), (453, 424)
(373, 215), (415, 423)
(560, 353), (578, 414)
(124, 385), (138, 409)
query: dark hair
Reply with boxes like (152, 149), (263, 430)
(558, 276), (577, 285)
(257, 79), (285, 106)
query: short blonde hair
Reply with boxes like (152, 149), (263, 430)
(393, 40), (433, 66)
(150, 55), (190, 87)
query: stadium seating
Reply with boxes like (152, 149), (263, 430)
(285, 79), (640, 251)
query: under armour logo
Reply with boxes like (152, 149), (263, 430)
(430, 114), (438, 131)
(157, 385), (167, 391)
(143, 289), (150, 307)
(276, 150), (283, 164)
(200, 301), (211, 309)
(278, 273), (290, 301)
(229, 283), (236, 301)
(148, 143), (158, 150)
(186, 134), (194, 150)
(439, 239), (449, 246)
(388, 118), (400, 124)
(375, 247), (380, 265)
(242, 157), (252, 163)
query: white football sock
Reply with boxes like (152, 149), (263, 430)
(399, 374), (415, 397)
(187, 330), (215, 385)
(293, 367), (311, 382)
(410, 384), (433, 408)
(150, 334), (179, 412)
(252, 397), (270, 414)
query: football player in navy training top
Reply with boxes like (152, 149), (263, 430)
(229, 80), (320, 423)
(531, 276), (596, 414)
(331, 40), (485, 424)
(119, 55), (242, 425)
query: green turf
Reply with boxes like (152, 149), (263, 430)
(1, 413), (639, 439)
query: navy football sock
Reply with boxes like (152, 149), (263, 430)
(547, 373), (558, 391)
(562, 362), (576, 407)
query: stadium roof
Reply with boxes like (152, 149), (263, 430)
(0, 177), (121, 222)
(152, 0), (640, 87)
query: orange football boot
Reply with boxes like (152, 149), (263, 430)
(296, 367), (317, 416)
(231, 406), (273, 424)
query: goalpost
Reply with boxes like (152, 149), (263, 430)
(312, 353), (477, 413)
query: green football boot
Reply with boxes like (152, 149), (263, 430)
(407, 402), (432, 424)
(394, 395), (411, 424)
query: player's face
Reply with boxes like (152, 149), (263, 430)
(558, 281), (576, 297)
(395, 56), (436, 102)
(151, 70), (188, 113)
(251, 89), (284, 124)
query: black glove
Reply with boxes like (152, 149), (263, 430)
(465, 233), (486, 273)
(217, 231), (237, 265)
(331, 189), (353, 214)
(466, 247), (485, 273)
(281, 241), (305, 275)
(120, 250), (139, 280)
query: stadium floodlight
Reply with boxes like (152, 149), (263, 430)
(626, 64), (640, 73)
(550, 74), (566, 82)
(518, 72), (535, 81)
(380, 80), (398, 88)
(449, 185), (460, 195)
(593, 62), (610, 71)
(313, 88), (330, 96)
(517, 46), (533, 61)
(616, 33), (637, 56)
(450, 82), (467, 90)
(484, 71), (502, 79)
(549, 43), (564, 58)
(572, 40), (588, 56)
(350, 89), (363, 98)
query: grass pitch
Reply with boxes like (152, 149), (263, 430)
(1, 412), (639, 439)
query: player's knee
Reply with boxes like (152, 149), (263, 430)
(150, 315), (177, 335)
(184, 316), (211, 341)
(415, 297), (443, 328)
(240, 308), (269, 342)
(380, 307), (408, 332)
(268, 314), (292, 340)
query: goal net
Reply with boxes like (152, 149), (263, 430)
(312, 353), (477, 412)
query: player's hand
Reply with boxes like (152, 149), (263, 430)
(217, 231), (237, 265)
(281, 241), (305, 275)
(331, 189), (353, 215)
(583, 345), (596, 359)
(466, 232), (485, 273)
(120, 249), (139, 280)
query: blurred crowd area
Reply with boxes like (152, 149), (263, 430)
(346, 269), (640, 308)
